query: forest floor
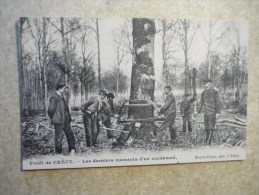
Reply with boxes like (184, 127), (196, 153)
(21, 110), (246, 159)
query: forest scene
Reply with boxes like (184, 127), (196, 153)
(18, 18), (248, 159)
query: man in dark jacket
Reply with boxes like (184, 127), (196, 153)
(47, 84), (76, 155)
(155, 86), (177, 141)
(195, 79), (221, 145)
(180, 93), (196, 132)
(81, 90), (107, 147)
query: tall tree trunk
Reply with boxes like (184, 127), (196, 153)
(84, 84), (89, 101)
(74, 94), (77, 108)
(60, 17), (68, 84)
(208, 21), (212, 79)
(116, 74), (119, 99)
(184, 50), (189, 95)
(183, 20), (190, 95)
(232, 68), (235, 101)
(42, 18), (48, 116)
(80, 81), (84, 106)
(96, 18), (101, 89)
(19, 18), (29, 116)
(130, 18), (156, 101)
(162, 19), (169, 84)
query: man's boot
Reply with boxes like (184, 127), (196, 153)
(86, 136), (92, 147)
(182, 117), (186, 132)
(205, 130), (209, 143)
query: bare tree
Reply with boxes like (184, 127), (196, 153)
(199, 20), (219, 79)
(221, 21), (247, 102)
(18, 18), (29, 115)
(47, 18), (81, 84)
(27, 18), (55, 115)
(157, 19), (178, 84)
(177, 19), (199, 95)
(96, 18), (102, 89)
(112, 28), (128, 98)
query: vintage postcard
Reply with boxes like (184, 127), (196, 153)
(18, 17), (248, 170)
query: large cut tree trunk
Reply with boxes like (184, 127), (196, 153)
(130, 18), (156, 101)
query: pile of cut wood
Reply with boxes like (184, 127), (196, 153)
(195, 115), (246, 129)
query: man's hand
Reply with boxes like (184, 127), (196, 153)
(194, 112), (198, 117)
(216, 113), (221, 118)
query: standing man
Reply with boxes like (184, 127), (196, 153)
(47, 84), (76, 155)
(195, 79), (221, 145)
(180, 93), (196, 133)
(81, 90), (107, 147)
(155, 86), (177, 142)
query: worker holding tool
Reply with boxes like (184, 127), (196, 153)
(152, 86), (177, 142)
(194, 79), (222, 145)
(81, 90), (107, 147)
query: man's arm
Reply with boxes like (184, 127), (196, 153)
(196, 92), (204, 114)
(160, 95), (173, 114)
(214, 90), (221, 114)
(102, 101), (113, 117)
(47, 97), (58, 119)
(81, 97), (94, 113)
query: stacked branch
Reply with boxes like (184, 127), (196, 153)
(195, 115), (246, 129)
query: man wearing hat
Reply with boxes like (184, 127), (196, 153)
(180, 93), (196, 133)
(195, 79), (221, 145)
(81, 90), (107, 147)
(47, 84), (76, 155)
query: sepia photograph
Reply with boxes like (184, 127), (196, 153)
(18, 17), (248, 170)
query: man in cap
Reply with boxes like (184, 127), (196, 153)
(180, 93), (196, 133)
(81, 90), (107, 147)
(154, 86), (177, 142)
(195, 79), (221, 145)
(47, 84), (76, 155)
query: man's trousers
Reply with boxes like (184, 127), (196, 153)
(204, 114), (216, 144)
(54, 117), (75, 154)
(182, 113), (193, 132)
(157, 112), (176, 140)
(83, 113), (100, 147)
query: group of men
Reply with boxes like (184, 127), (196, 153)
(179, 79), (222, 144)
(47, 78), (221, 155)
(47, 85), (115, 155)
(81, 90), (115, 147)
(152, 79), (221, 145)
